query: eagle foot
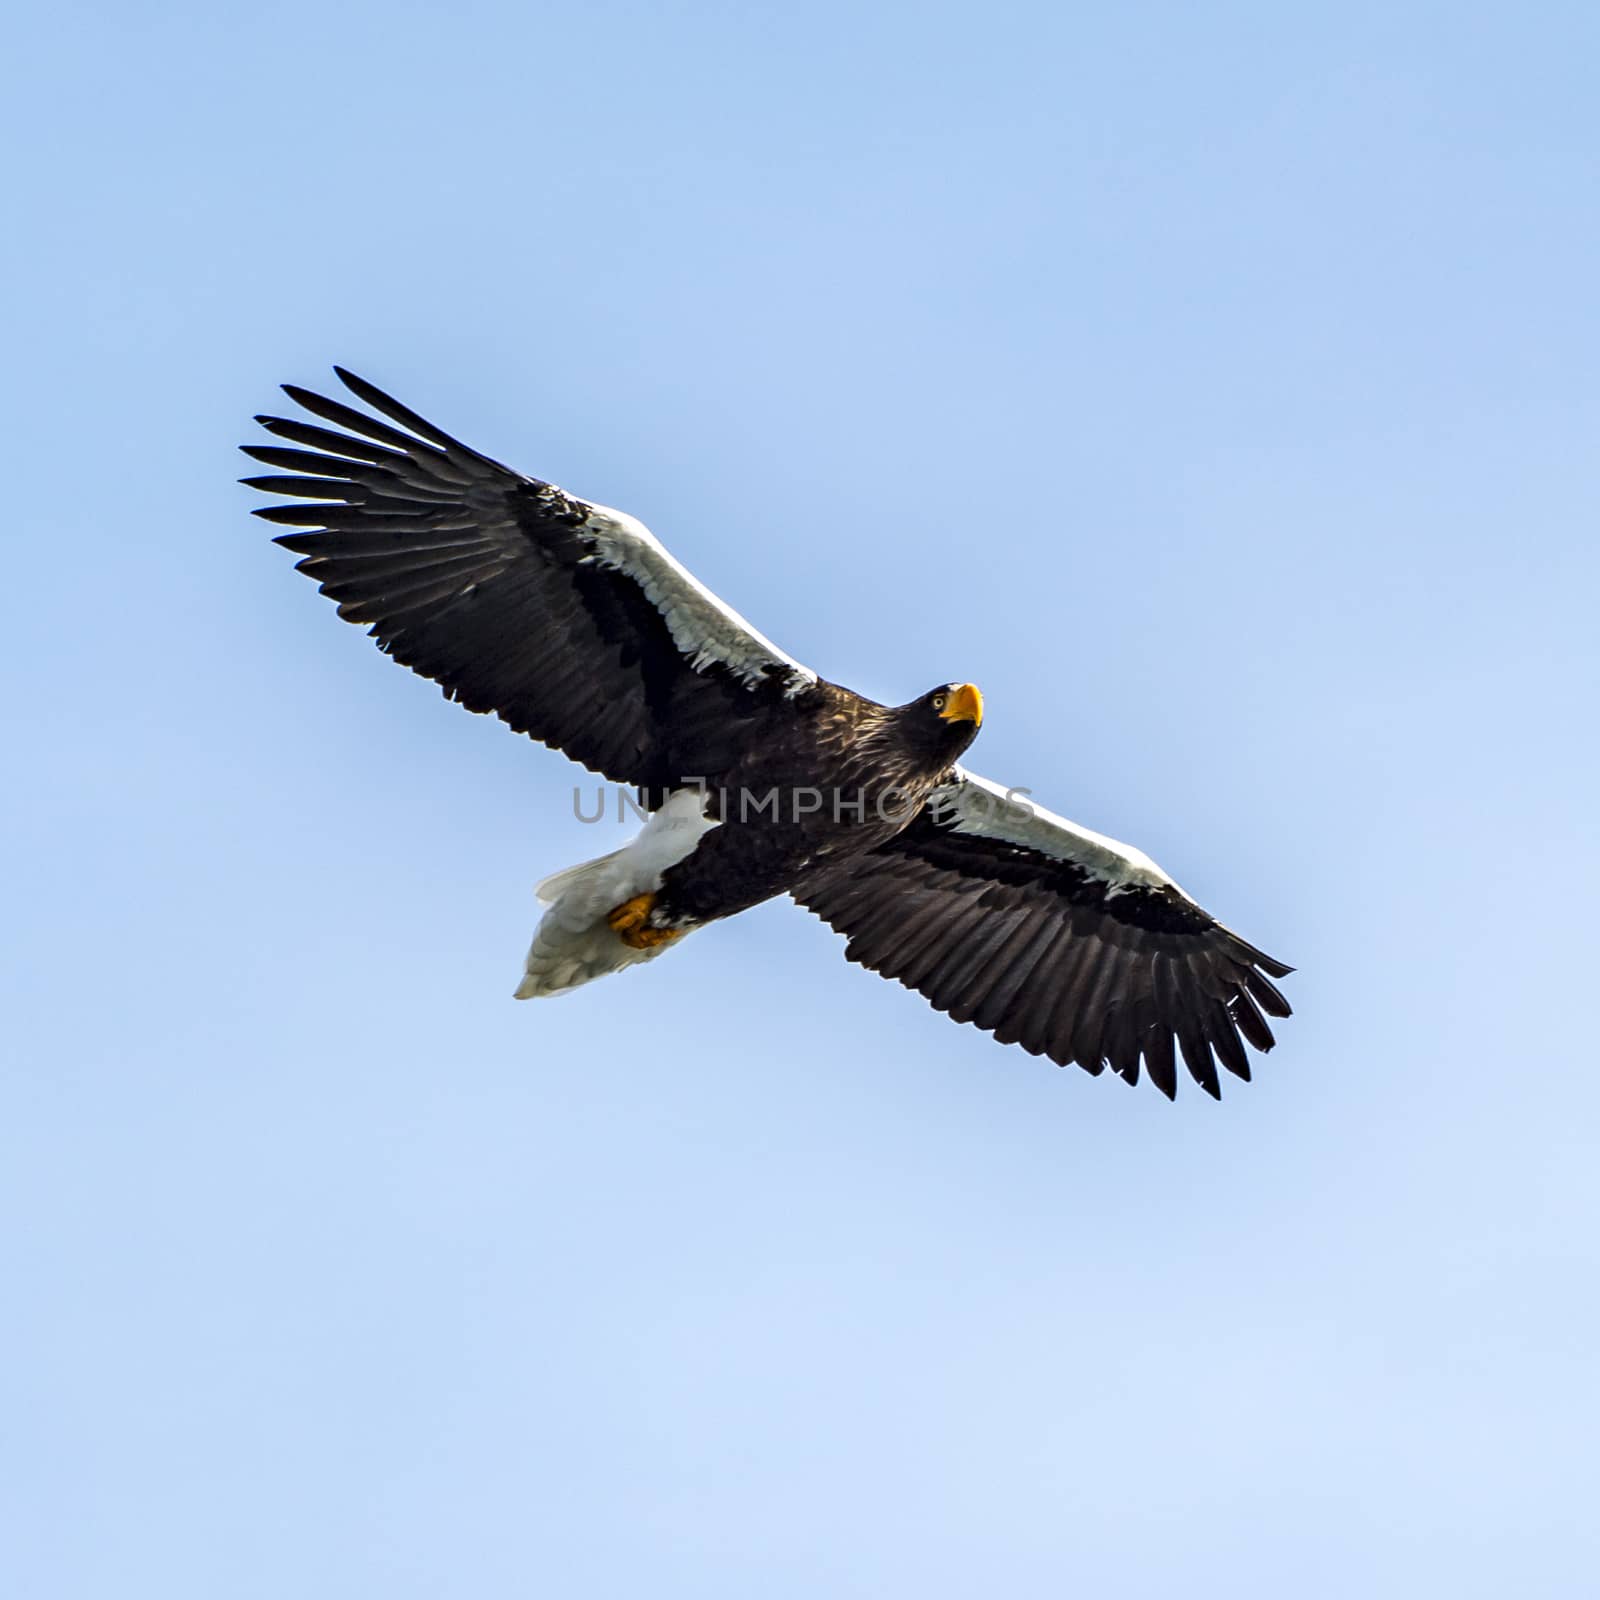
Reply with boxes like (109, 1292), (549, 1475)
(606, 892), (683, 950)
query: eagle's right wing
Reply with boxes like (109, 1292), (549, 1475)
(243, 368), (819, 788)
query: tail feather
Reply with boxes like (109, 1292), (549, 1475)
(534, 850), (625, 907)
(514, 790), (715, 1000)
(514, 907), (669, 999)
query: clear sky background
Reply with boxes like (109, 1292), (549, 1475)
(5, 2), (1598, 1595)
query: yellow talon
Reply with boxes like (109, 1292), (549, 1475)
(606, 892), (683, 950)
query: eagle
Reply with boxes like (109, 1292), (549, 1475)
(243, 369), (1292, 1099)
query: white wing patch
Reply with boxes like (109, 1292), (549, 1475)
(940, 767), (1181, 895)
(579, 502), (817, 692)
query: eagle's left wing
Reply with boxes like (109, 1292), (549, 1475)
(793, 769), (1292, 1098)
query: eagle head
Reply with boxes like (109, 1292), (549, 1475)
(898, 681), (984, 764)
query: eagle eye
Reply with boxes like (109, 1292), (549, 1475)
(931, 692), (948, 711)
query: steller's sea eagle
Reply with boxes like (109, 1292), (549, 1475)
(243, 369), (1292, 1099)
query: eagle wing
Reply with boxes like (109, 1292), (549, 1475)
(243, 369), (818, 788)
(794, 768), (1293, 1098)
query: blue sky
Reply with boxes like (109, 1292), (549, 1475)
(5, 2), (1598, 1594)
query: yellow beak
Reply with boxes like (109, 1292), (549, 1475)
(939, 682), (984, 727)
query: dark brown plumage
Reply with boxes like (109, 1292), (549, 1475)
(244, 369), (1293, 1098)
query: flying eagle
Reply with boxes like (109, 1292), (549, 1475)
(243, 369), (1292, 1099)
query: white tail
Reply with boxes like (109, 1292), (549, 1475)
(513, 790), (717, 999)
